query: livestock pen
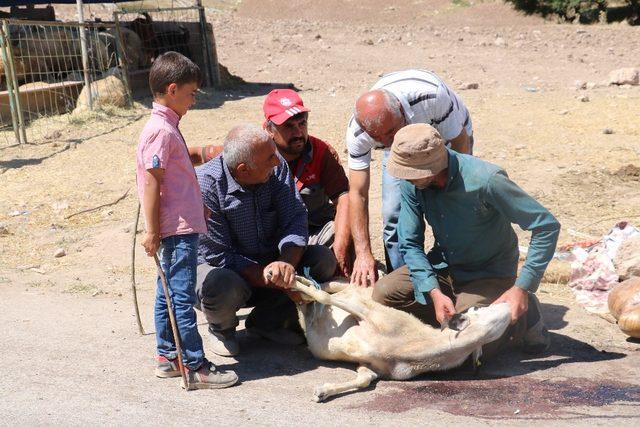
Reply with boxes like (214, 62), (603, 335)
(0, 1), (220, 145)
(113, 5), (220, 93)
(0, 19), (133, 145)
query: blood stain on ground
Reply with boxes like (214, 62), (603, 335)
(351, 376), (640, 419)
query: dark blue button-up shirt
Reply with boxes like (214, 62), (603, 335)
(399, 149), (560, 304)
(197, 154), (308, 272)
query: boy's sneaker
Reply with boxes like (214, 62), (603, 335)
(184, 360), (238, 390)
(208, 329), (239, 357)
(155, 355), (181, 378)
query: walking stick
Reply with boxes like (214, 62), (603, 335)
(154, 254), (190, 390)
(130, 202), (145, 335)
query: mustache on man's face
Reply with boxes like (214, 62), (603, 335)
(288, 137), (305, 145)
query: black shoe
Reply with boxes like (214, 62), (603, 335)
(522, 295), (550, 354)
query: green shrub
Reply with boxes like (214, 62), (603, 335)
(505, 0), (606, 22)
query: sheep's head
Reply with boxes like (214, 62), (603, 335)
(449, 303), (512, 344)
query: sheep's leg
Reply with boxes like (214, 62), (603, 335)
(320, 278), (350, 294)
(313, 366), (379, 402)
(293, 278), (368, 320)
(471, 347), (483, 374)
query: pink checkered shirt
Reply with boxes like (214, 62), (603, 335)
(136, 102), (206, 238)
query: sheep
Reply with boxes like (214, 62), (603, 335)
(106, 27), (146, 70)
(292, 277), (512, 402)
(0, 56), (41, 88)
(16, 26), (81, 75)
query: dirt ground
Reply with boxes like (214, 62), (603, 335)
(1, 0), (640, 424)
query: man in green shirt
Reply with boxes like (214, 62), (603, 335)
(372, 123), (560, 355)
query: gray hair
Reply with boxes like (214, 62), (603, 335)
(355, 89), (403, 131)
(223, 124), (272, 170)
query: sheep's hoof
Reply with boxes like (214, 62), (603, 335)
(313, 386), (328, 402)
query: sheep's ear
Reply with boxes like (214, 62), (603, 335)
(440, 317), (449, 332)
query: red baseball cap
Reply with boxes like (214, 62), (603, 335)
(263, 89), (310, 125)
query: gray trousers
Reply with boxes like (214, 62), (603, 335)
(196, 245), (337, 333)
(309, 220), (335, 247)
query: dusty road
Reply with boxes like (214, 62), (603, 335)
(2, 284), (639, 425)
(1, 0), (640, 424)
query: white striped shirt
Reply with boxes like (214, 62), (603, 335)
(346, 69), (473, 170)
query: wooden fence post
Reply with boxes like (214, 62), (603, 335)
(196, 1), (220, 87)
(75, 0), (93, 110)
(3, 20), (27, 144)
(113, 12), (133, 107)
(0, 21), (21, 144)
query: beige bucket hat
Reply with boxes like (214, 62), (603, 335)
(386, 123), (448, 180)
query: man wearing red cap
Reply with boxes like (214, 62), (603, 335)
(263, 89), (352, 277)
(189, 89), (353, 276)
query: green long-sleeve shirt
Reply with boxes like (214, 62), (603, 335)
(398, 149), (560, 305)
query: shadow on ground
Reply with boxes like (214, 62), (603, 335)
(0, 113), (145, 170)
(345, 301), (637, 418)
(541, 301), (569, 331)
(209, 302), (628, 394)
(211, 330), (354, 384)
(0, 144), (72, 170)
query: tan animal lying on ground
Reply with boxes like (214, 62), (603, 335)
(292, 276), (512, 402)
(73, 75), (128, 113)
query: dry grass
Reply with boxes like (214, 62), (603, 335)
(2, 1), (640, 297)
(3, 86), (639, 290)
(0, 102), (146, 269)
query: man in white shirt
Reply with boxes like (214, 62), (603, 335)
(346, 69), (474, 286)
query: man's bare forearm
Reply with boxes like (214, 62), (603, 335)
(349, 189), (372, 255)
(332, 193), (351, 248)
(187, 145), (224, 166)
(448, 129), (471, 154)
(240, 246), (304, 288)
(143, 170), (162, 233)
(278, 245), (304, 269)
(240, 264), (271, 288)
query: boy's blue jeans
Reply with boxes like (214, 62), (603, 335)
(155, 233), (204, 371)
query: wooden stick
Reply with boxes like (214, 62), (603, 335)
(65, 189), (130, 219)
(154, 254), (189, 391)
(130, 202), (144, 335)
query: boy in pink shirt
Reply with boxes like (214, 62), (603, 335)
(136, 52), (237, 389)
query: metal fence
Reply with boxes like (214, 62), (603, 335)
(113, 6), (219, 93)
(0, 5), (220, 146)
(0, 19), (133, 145)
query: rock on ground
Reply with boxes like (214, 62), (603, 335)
(54, 248), (66, 258)
(615, 234), (640, 280)
(609, 67), (639, 86)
